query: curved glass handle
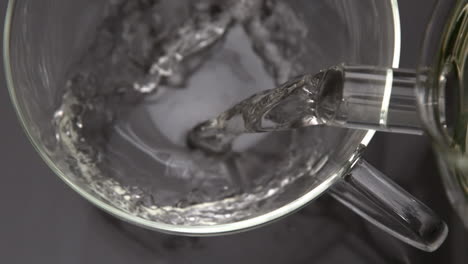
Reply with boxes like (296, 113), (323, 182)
(329, 159), (448, 252)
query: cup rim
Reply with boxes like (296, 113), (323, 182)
(3, 0), (401, 235)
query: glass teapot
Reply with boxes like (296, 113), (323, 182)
(419, 0), (468, 230)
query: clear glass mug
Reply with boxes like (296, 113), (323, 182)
(3, 0), (447, 252)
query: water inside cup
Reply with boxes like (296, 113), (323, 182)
(52, 0), (333, 225)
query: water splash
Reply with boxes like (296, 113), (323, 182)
(52, 0), (316, 226)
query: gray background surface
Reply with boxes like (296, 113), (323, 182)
(1, 0), (468, 263)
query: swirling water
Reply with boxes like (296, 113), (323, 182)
(53, 0), (327, 225)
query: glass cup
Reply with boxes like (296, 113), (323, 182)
(3, 0), (447, 252)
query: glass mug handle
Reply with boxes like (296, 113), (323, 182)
(329, 159), (448, 252)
